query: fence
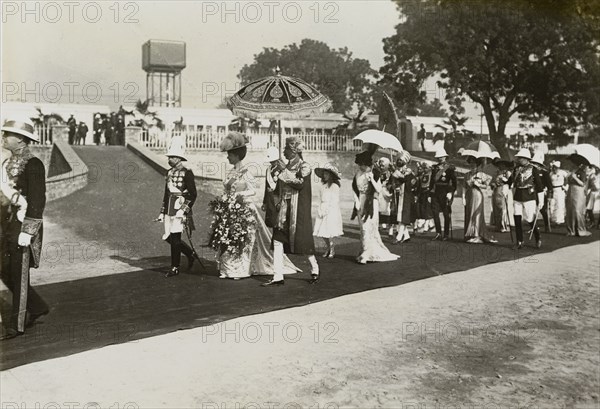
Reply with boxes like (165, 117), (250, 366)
(32, 124), (54, 145)
(140, 129), (363, 152)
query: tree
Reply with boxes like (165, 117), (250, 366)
(238, 39), (377, 122)
(30, 107), (64, 127)
(132, 99), (164, 130)
(416, 98), (447, 117)
(380, 0), (600, 157)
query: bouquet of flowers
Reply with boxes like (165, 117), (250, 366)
(208, 192), (256, 257)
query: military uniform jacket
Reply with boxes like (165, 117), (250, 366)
(513, 164), (543, 202)
(429, 163), (457, 196)
(533, 165), (553, 195)
(160, 166), (197, 229)
(0, 147), (46, 268)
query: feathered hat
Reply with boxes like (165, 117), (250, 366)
(531, 151), (545, 166)
(220, 131), (249, 152)
(355, 150), (374, 166)
(285, 136), (304, 154)
(166, 134), (187, 161)
(435, 148), (449, 158)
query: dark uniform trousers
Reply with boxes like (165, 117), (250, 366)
(429, 164), (457, 237)
(1, 224), (49, 332)
(1, 151), (49, 333)
(431, 194), (451, 236)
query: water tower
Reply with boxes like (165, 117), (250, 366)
(142, 40), (186, 107)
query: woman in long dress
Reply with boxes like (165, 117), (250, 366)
(549, 160), (568, 225)
(389, 156), (417, 244)
(463, 156), (494, 243)
(375, 158), (395, 236)
(218, 133), (300, 279)
(352, 151), (400, 264)
(565, 163), (591, 237)
(585, 166), (600, 229)
(489, 161), (513, 232)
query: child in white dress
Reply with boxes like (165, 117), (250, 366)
(313, 163), (344, 258)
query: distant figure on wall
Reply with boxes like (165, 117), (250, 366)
(76, 122), (88, 145)
(116, 115), (125, 145)
(93, 114), (103, 146)
(67, 114), (77, 145)
(105, 113), (117, 145)
(417, 124), (426, 152)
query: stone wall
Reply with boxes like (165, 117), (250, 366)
(45, 140), (89, 202)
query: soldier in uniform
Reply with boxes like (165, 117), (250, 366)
(156, 138), (197, 277)
(1, 119), (49, 340)
(93, 114), (103, 146)
(265, 137), (319, 286)
(415, 162), (434, 233)
(67, 114), (77, 145)
(531, 152), (553, 232)
(512, 148), (544, 249)
(428, 148), (457, 240)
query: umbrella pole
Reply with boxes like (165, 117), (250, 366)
(278, 119), (282, 157)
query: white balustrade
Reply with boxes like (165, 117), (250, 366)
(139, 129), (362, 152)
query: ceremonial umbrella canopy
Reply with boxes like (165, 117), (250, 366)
(569, 143), (600, 168)
(353, 129), (404, 152)
(227, 67), (331, 155)
(460, 140), (501, 160)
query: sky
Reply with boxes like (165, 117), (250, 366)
(2, 0), (420, 112)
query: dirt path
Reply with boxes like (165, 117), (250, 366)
(1, 242), (598, 408)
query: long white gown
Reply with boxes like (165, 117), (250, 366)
(218, 162), (300, 279)
(550, 169), (568, 225)
(354, 170), (400, 264)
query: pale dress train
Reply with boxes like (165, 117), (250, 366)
(354, 170), (399, 264)
(218, 163), (301, 278)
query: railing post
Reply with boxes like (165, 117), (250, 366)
(125, 126), (143, 147)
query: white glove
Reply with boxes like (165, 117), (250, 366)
(446, 193), (453, 201)
(18, 232), (32, 247)
(175, 210), (185, 218)
(157, 213), (164, 222)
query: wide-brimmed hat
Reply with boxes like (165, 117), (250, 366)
(434, 148), (448, 158)
(166, 135), (187, 161)
(515, 148), (532, 160)
(315, 163), (341, 180)
(265, 146), (279, 162)
(220, 132), (249, 152)
(355, 150), (373, 166)
(1, 118), (39, 142)
(493, 159), (513, 168)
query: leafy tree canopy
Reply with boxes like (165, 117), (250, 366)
(380, 0), (600, 153)
(238, 39), (377, 117)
